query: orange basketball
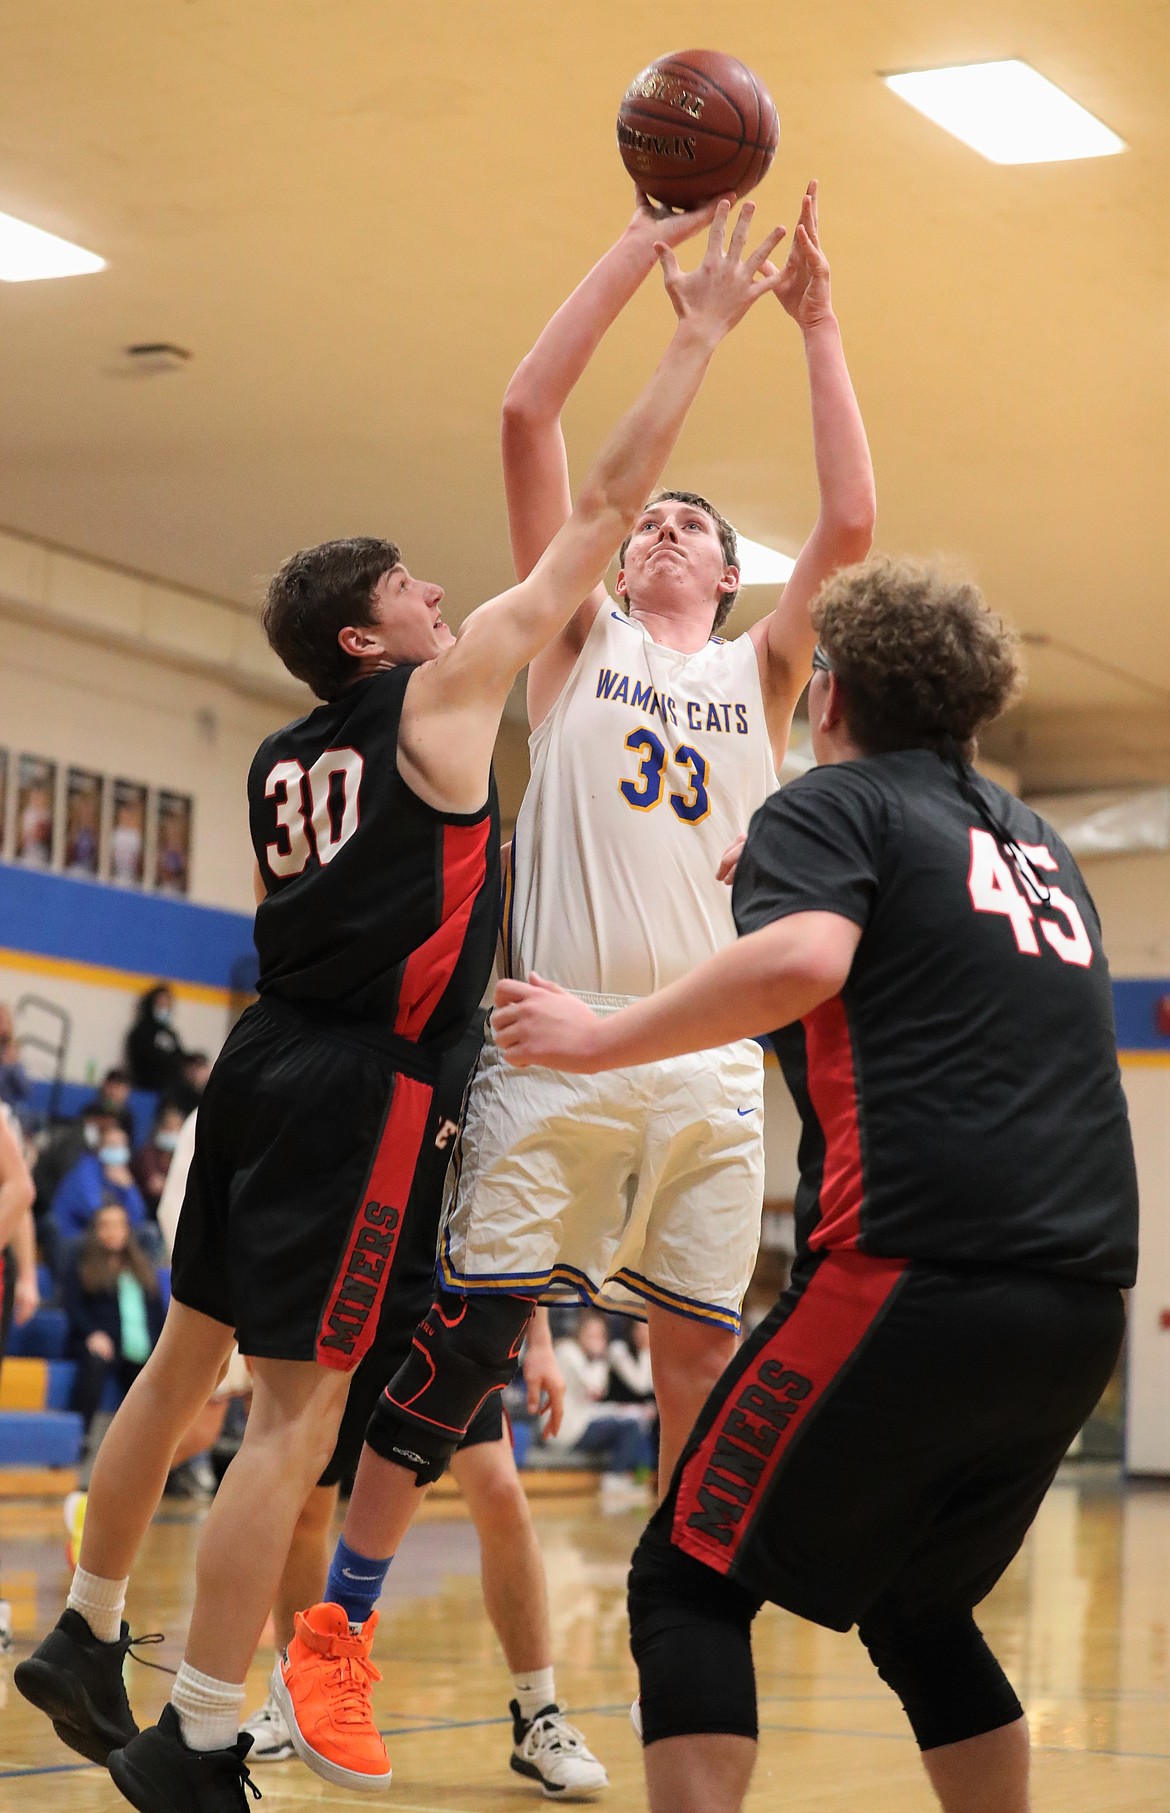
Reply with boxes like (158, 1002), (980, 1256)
(616, 49), (780, 209)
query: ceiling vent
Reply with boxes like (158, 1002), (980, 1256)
(107, 342), (192, 378)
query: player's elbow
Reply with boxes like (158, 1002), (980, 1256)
(501, 371), (556, 437)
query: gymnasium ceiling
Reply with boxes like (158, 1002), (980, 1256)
(0, 1), (1165, 716)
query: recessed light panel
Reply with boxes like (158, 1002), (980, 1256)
(735, 534), (796, 587)
(0, 211), (105, 282)
(884, 60), (1125, 165)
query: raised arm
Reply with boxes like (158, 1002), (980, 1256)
(747, 184), (876, 742)
(401, 203), (789, 814)
(501, 193), (723, 728)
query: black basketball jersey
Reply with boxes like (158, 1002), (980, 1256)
(248, 666), (500, 1047)
(732, 749), (1138, 1286)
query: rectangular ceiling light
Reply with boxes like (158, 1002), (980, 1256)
(735, 533), (796, 587)
(883, 60), (1125, 165)
(0, 211), (105, 282)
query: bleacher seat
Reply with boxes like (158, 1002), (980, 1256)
(0, 1409), (83, 1468)
(6, 1306), (69, 1359)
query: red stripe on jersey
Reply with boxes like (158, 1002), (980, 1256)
(672, 1251), (906, 1575)
(315, 1074), (432, 1372)
(394, 816), (492, 1041)
(803, 994), (864, 1250)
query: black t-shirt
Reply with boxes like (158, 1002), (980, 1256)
(732, 749), (1138, 1287)
(249, 667), (500, 1046)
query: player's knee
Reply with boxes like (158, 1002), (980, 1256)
(628, 1523), (760, 1745)
(458, 1447), (528, 1530)
(366, 1293), (533, 1487)
(858, 1603), (1023, 1750)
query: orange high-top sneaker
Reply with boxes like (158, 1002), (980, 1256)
(272, 1602), (391, 1792)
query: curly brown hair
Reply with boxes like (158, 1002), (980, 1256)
(617, 490), (740, 632)
(812, 556), (1022, 757)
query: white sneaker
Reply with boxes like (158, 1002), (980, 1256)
(241, 1688), (296, 1762)
(510, 1700), (609, 1799)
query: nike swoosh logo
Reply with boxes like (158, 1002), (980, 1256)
(736, 1107), (757, 1117)
(341, 1568), (384, 1582)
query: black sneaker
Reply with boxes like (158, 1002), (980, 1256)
(14, 1609), (145, 1764)
(109, 1704), (259, 1811)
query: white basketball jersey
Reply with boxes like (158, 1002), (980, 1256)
(504, 604), (779, 996)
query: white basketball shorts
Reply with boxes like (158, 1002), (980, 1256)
(439, 998), (765, 1333)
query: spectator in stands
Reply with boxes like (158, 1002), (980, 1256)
(606, 1318), (655, 1406)
(165, 1050), (210, 1118)
(133, 1103), (186, 1218)
(548, 1310), (656, 1506)
(50, 1117), (150, 1251)
(125, 984), (187, 1093)
(61, 1204), (163, 1436)
(93, 1067), (134, 1136)
(0, 1003), (31, 1124)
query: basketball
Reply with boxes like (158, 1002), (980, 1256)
(616, 49), (780, 210)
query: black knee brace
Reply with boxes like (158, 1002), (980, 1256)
(858, 1603), (1024, 1751)
(628, 1521), (762, 1745)
(364, 1291), (534, 1485)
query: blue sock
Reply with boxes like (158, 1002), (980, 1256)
(324, 1536), (392, 1629)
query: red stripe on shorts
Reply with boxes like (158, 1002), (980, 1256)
(803, 995), (865, 1250)
(394, 816), (492, 1040)
(315, 1073), (433, 1372)
(672, 1250), (907, 1576)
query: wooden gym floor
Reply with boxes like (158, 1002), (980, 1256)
(1, 1468), (1168, 1812)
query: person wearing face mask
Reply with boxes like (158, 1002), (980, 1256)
(50, 1114), (149, 1253)
(133, 1104), (187, 1219)
(125, 984), (189, 1094)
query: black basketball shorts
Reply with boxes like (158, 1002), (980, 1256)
(171, 997), (449, 1371)
(643, 1249), (1125, 1631)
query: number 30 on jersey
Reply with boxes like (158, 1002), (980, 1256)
(265, 748), (363, 877)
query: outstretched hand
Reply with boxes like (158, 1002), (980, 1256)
(627, 186), (730, 253)
(493, 975), (604, 1072)
(773, 180), (834, 329)
(657, 199), (789, 339)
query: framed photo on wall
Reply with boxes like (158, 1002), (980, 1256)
(64, 767), (104, 878)
(14, 754), (57, 867)
(153, 790), (193, 896)
(107, 777), (147, 886)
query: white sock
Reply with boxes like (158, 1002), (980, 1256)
(514, 1666), (557, 1723)
(67, 1567), (129, 1644)
(171, 1661), (246, 1752)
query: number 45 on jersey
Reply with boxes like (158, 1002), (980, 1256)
(968, 829), (1092, 967)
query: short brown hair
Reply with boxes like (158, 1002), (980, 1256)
(813, 556), (1022, 757)
(618, 490), (740, 632)
(262, 537), (401, 701)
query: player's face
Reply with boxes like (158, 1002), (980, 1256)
(370, 565), (453, 663)
(617, 500), (736, 617)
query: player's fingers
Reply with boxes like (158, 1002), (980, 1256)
(654, 243), (682, 287)
(745, 225), (786, 277)
(704, 197), (732, 260)
(528, 972), (566, 995)
(494, 979), (530, 1008)
(726, 198), (756, 262)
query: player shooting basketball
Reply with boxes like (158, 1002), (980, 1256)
(494, 558), (1139, 1813)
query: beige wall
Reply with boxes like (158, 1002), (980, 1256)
(0, 611), (290, 915)
(1080, 852), (1170, 978)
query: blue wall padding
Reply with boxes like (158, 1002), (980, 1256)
(0, 860), (254, 989)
